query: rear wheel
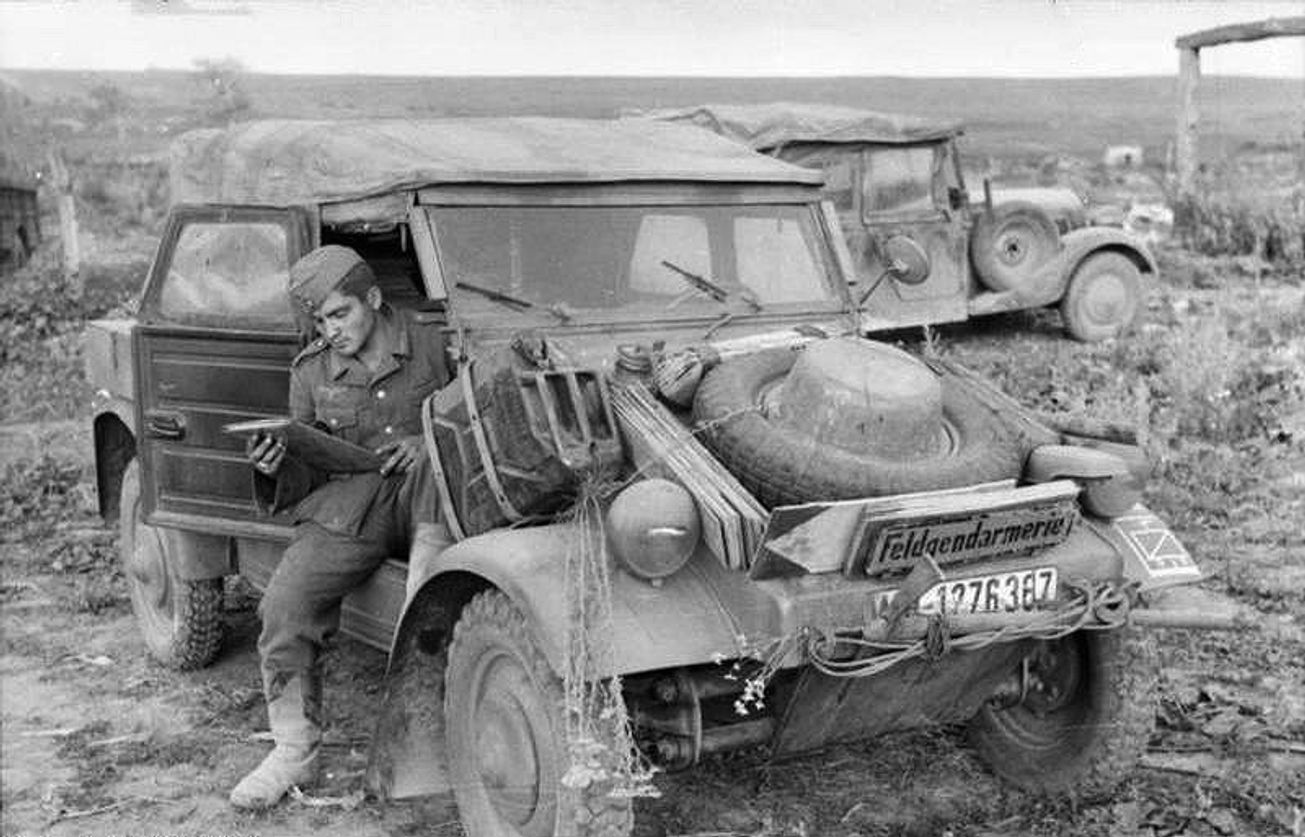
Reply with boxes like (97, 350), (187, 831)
(968, 628), (1158, 796)
(1060, 251), (1143, 342)
(120, 460), (223, 670)
(445, 590), (633, 837)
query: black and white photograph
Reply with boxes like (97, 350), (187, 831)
(1, 2), (1302, 835)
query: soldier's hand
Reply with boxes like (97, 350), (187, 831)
(377, 435), (423, 476)
(246, 432), (287, 476)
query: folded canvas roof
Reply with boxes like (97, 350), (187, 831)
(170, 117), (824, 207)
(632, 103), (963, 151)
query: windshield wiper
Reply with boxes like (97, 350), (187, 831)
(661, 259), (728, 302)
(661, 259), (763, 312)
(455, 280), (533, 310)
(456, 280), (576, 324)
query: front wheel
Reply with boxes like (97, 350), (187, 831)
(1059, 252), (1143, 342)
(445, 590), (633, 837)
(968, 628), (1158, 797)
(120, 460), (223, 670)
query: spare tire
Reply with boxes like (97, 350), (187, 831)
(693, 346), (1031, 508)
(970, 201), (1061, 293)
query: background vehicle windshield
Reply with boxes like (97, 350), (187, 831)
(428, 204), (840, 319)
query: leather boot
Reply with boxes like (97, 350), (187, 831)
(230, 672), (322, 809)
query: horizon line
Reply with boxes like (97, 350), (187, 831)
(4, 67), (1303, 82)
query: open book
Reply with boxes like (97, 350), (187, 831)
(223, 418), (384, 474)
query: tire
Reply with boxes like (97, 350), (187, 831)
(970, 201), (1062, 293)
(1059, 251), (1143, 342)
(692, 348), (1029, 508)
(968, 628), (1158, 797)
(445, 591), (633, 837)
(119, 460), (223, 670)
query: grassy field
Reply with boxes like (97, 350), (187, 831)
(6, 69), (1301, 162)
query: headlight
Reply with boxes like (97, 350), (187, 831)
(606, 478), (701, 581)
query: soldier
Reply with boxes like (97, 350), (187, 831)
(231, 245), (450, 809)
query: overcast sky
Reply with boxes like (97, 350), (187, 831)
(0, 0), (1302, 77)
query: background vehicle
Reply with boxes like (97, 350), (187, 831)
(87, 117), (1237, 837)
(638, 102), (1158, 341)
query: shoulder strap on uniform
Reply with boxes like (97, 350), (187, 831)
(291, 337), (330, 367)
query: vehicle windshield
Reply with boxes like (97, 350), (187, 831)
(427, 204), (841, 322)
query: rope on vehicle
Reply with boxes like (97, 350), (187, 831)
(805, 579), (1135, 679)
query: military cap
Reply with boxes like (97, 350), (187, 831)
(288, 245), (375, 314)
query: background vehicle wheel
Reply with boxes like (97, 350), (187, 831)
(1060, 251), (1143, 342)
(445, 590), (633, 837)
(693, 347), (1029, 508)
(119, 460), (223, 670)
(970, 201), (1062, 292)
(968, 628), (1158, 796)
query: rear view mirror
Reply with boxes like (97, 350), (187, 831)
(882, 235), (931, 286)
(858, 235), (932, 306)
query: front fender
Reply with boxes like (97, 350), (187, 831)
(393, 524), (745, 678)
(1059, 226), (1157, 277)
(968, 226), (1157, 316)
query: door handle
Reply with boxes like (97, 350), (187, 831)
(145, 410), (186, 440)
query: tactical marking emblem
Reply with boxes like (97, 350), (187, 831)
(1112, 507), (1199, 579)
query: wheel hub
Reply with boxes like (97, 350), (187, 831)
(1080, 273), (1128, 325)
(998, 233), (1028, 265)
(127, 524), (171, 613)
(1020, 641), (1084, 716)
(475, 657), (548, 832)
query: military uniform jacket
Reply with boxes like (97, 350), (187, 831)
(258, 305), (450, 536)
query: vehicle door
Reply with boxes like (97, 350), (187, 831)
(853, 141), (969, 329)
(134, 205), (314, 535)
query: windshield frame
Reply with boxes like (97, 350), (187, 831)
(417, 187), (852, 333)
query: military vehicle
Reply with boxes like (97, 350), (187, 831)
(87, 117), (1236, 837)
(639, 103), (1155, 341)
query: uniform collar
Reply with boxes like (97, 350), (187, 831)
(327, 304), (409, 383)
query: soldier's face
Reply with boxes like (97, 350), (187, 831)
(314, 288), (379, 357)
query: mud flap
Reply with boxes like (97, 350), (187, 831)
(365, 647), (452, 800)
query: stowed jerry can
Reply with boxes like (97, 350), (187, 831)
(423, 335), (623, 538)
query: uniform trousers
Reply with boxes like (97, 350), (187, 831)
(257, 456), (434, 700)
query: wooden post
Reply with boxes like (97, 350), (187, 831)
(1174, 17), (1305, 197)
(1175, 46), (1200, 197)
(47, 150), (80, 291)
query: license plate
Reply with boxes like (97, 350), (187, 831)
(877, 568), (1058, 617)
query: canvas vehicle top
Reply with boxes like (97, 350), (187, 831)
(87, 117), (1245, 837)
(635, 102), (1157, 341)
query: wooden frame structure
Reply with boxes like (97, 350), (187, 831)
(1175, 16), (1305, 195)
